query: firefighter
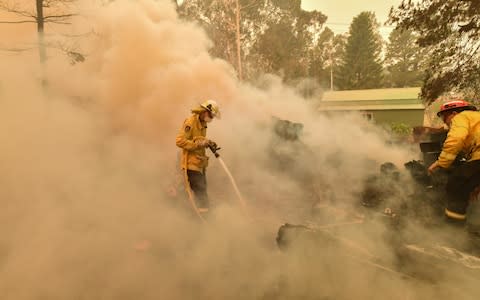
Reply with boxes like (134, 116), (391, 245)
(175, 100), (221, 215)
(428, 100), (480, 223)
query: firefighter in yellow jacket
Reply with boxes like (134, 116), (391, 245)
(176, 100), (221, 214)
(428, 100), (480, 223)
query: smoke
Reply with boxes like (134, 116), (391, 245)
(0, 0), (478, 299)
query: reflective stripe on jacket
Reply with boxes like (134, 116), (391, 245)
(175, 114), (209, 172)
(438, 111), (480, 168)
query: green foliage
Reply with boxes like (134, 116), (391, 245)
(179, 0), (239, 68)
(308, 27), (347, 88)
(271, 0), (301, 11)
(178, 0), (328, 82)
(337, 12), (383, 90)
(384, 28), (425, 88)
(389, 122), (412, 136)
(247, 1), (327, 81)
(389, 0), (480, 104)
(252, 19), (306, 79)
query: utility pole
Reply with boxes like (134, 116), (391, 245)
(329, 40), (334, 91)
(330, 53), (333, 91)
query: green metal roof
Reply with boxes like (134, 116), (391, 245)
(319, 104), (424, 111)
(321, 87), (421, 101)
(319, 87), (424, 111)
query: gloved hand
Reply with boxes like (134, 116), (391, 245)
(208, 140), (217, 149)
(195, 138), (211, 148)
(428, 161), (440, 175)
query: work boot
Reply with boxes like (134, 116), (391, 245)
(444, 214), (466, 228)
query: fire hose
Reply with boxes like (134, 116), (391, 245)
(183, 142), (248, 221)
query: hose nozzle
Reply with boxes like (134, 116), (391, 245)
(208, 142), (221, 158)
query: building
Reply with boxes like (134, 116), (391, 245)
(318, 87), (425, 127)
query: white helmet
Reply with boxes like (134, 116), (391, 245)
(200, 99), (221, 119)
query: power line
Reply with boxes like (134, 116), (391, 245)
(325, 22), (395, 28)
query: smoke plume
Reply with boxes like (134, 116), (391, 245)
(1, 1), (478, 299)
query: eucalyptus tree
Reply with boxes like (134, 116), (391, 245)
(384, 28), (425, 88)
(389, 0), (480, 103)
(179, 0), (327, 82)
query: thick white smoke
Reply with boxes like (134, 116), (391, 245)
(1, 1), (477, 299)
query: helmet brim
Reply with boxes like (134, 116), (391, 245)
(437, 105), (477, 117)
(200, 104), (220, 119)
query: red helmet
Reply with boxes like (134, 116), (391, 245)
(437, 100), (477, 117)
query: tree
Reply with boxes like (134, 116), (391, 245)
(308, 27), (334, 88)
(247, 0), (326, 81)
(384, 28), (425, 88)
(308, 27), (347, 89)
(179, 0), (327, 82)
(337, 12), (383, 90)
(252, 18), (308, 79)
(0, 0), (76, 65)
(179, 0), (257, 80)
(389, 0), (480, 104)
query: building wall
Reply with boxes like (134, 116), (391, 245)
(369, 109), (424, 127)
(321, 109), (424, 127)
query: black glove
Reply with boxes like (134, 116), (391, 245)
(208, 140), (217, 149)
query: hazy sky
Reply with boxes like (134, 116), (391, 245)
(0, 0), (406, 47)
(301, 0), (405, 39)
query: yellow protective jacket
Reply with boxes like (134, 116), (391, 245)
(438, 110), (480, 168)
(175, 113), (209, 172)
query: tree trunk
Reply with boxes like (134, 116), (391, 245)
(36, 0), (47, 64)
(234, 0), (242, 80)
(35, 0), (48, 87)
